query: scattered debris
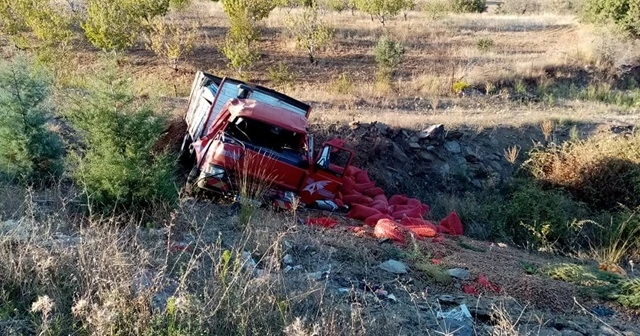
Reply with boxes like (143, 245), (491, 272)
(447, 268), (471, 281)
(283, 254), (294, 265)
(379, 260), (408, 274)
(437, 304), (472, 320)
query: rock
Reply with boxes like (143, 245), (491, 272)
(379, 260), (408, 274)
(447, 268), (470, 280)
(560, 330), (584, 336)
(437, 295), (457, 304)
(489, 160), (503, 172)
(426, 145), (436, 151)
(446, 130), (464, 140)
(554, 320), (587, 335)
(599, 326), (622, 336)
(283, 254), (294, 265)
(418, 151), (434, 161)
(444, 141), (462, 154)
(390, 142), (410, 163)
(537, 327), (562, 336)
(439, 163), (451, 175)
(418, 124), (445, 140)
(591, 306), (615, 317)
(408, 142), (422, 150)
(373, 122), (389, 134)
(308, 270), (330, 281)
(349, 121), (360, 130)
(386, 294), (398, 302)
(465, 154), (479, 163)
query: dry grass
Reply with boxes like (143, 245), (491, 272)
(0, 190), (371, 335)
(526, 132), (640, 210)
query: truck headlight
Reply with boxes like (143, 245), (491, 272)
(202, 164), (226, 178)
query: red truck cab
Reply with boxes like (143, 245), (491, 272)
(181, 71), (353, 209)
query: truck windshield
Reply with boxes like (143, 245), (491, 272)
(225, 116), (303, 152)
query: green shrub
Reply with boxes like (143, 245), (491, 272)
(374, 35), (404, 82)
(476, 37), (494, 52)
(286, 4), (334, 64)
(503, 181), (590, 250)
(66, 57), (177, 211)
(222, 0), (277, 21)
(583, 0), (640, 36)
(267, 62), (296, 89)
(82, 0), (171, 51)
(451, 0), (487, 13)
(328, 73), (353, 94)
(0, 57), (63, 182)
(422, 0), (450, 19)
(354, 0), (407, 25)
(451, 80), (470, 94)
(0, 0), (74, 48)
(321, 0), (349, 11)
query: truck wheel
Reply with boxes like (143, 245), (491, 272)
(184, 166), (200, 196)
(178, 133), (194, 165)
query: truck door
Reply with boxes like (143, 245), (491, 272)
(300, 143), (354, 205)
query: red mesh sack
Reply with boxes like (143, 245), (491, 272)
(391, 206), (423, 220)
(354, 182), (376, 193)
(389, 195), (409, 206)
(407, 198), (422, 207)
(439, 211), (463, 235)
(334, 198), (344, 208)
(421, 204), (431, 216)
(374, 219), (406, 243)
(306, 217), (338, 228)
(363, 187), (385, 197)
(369, 200), (390, 214)
(401, 217), (437, 227)
(354, 170), (371, 183)
(347, 204), (381, 220)
(364, 213), (393, 227)
(345, 166), (361, 178)
(342, 194), (373, 205)
(391, 204), (414, 212)
(400, 218), (438, 238)
(341, 177), (356, 195)
(373, 194), (387, 203)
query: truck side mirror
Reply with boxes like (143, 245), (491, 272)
(237, 84), (253, 99)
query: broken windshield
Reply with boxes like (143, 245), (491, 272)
(224, 116), (303, 153)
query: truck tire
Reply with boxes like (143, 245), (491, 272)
(178, 133), (195, 166)
(184, 165), (200, 196)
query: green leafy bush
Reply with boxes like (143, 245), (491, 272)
(354, 0), (407, 25)
(476, 37), (494, 52)
(66, 58), (177, 211)
(451, 0), (487, 13)
(374, 35), (405, 82)
(222, 0), (277, 21)
(267, 62), (296, 89)
(0, 57), (63, 182)
(503, 181), (590, 250)
(583, 0), (640, 36)
(0, 0), (74, 48)
(286, 4), (334, 64)
(82, 0), (171, 51)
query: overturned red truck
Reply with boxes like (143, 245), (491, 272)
(179, 72), (463, 240)
(179, 71), (354, 209)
